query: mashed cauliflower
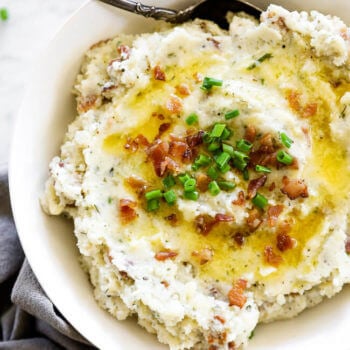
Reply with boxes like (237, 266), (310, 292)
(42, 5), (350, 349)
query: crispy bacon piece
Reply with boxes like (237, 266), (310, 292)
(302, 103), (318, 118)
(147, 140), (170, 177)
(228, 279), (247, 308)
(264, 246), (283, 266)
(176, 83), (191, 96)
(215, 214), (235, 222)
(214, 315), (226, 324)
(286, 90), (301, 112)
(246, 208), (263, 232)
(228, 342), (236, 350)
(125, 176), (149, 195)
(153, 65), (166, 81)
(259, 133), (275, 153)
(281, 176), (309, 200)
(196, 173), (211, 192)
(169, 141), (189, 160)
(276, 233), (295, 252)
(233, 232), (245, 247)
(269, 182), (276, 191)
(247, 175), (267, 199)
(244, 125), (256, 143)
(192, 248), (214, 265)
(155, 250), (178, 261)
(249, 150), (278, 168)
(157, 123), (171, 138)
(119, 199), (137, 224)
(166, 94), (182, 114)
(232, 191), (245, 206)
(207, 37), (221, 48)
(117, 44), (130, 60)
(267, 204), (284, 227)
(185, 130), (205, 148)
(346, 237), (350, 254)
(124, 134), (150, 152)
(160, 156), (179, 176)
(195, 214), (217, 235)
(77, 95), (98, 113)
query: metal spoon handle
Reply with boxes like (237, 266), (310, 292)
(99, 0), (196, 22)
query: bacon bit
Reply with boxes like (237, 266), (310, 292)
(259, 133), (275, 153)
(147, 140), (170, 176)
(277, 233), (295, 252)
(77, 95), (98, 113)
(155, 250), (178, 261)
(169, 140), (190, 161)
(277, 220), (292, 235)
(207, 37), (220, 48)
(228, 342), (236, 350)
(165, 94), (182, 114)
(151, 112), (165, 120)
(232, 191), (245, 206)
(215, 214), (235, 222)
(233, 232), (245, 246)
(214, 315), (226, 324)
(119, 199), (137, 224)
(156, 123), (171, 139)
(302, 103), (318, 118)
(244, 125), (256, 143)
(264, 246), (283, 266)
(125, 176), (149, 196)
(247, 175), (267, 199)
(246, 208), (263, 232)
(153, 65), (166, 81)
(161, 280), (169, 288)
(164, 213), (178, 226)
(281, 176), (309, 200)
(345, 237), (350, 254)
(286, 90), (302, 112)
(118, 44), (130, 60)
(267, 204), (284, 227)
(301, 126), (311, 146)
(228, 279), (247, 308)
(192, 248), (214, 265)
(124, 134), (150, 152)
(119, 271), (132, 281)
(249, 150), (278, 168)
(185, 130), (205, 148)
(289, 157), (299, 170)
(209, 345), (218, 350)
(196, 173), (211, 192)
(268, 182), (276, 191)
(195, 214), (217, 235)
(176, 83), (191, 96)
(160, 156), (180, 176)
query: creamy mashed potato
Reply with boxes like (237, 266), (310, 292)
(42, 5), (350, 349)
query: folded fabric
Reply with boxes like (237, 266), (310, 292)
(0, 171), (96, 350)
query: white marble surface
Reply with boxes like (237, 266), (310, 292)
(0, 0), (85, 168)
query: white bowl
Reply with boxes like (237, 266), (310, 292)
(9, 1), (350, 349)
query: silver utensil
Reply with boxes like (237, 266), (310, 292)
(98, 0), (262, 27)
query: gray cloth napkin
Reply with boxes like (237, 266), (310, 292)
(0, 171), (96, 350)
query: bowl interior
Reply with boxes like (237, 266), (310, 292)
(9, 1), (350, 349)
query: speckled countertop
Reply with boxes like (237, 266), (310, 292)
(0, 0), (85, 168)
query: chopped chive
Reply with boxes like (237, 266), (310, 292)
(247, 53), (272, 70)
(108, 197), (113, 204)
(210, 123), (226, 138)
(194, 154), (211, 168)
(208, 141), (221, 152)
(208, 181), (221, 196)
(255, 165), (272, 173)
(225, 109), (240, 120)
(207, 166), (219, 179)
(219, 163), (231, 174)
(233, 158), (247, 171)
(147, 198), (160, 211)
(203, 132), (213, 144)
(280, 132), (294, 148)
(178, 173), (191, 184)
(252, 193), (268, 209)
(0, 8), (8, 21)
(145, 189), (163, 201)
(249, 330), (255, 340)
(191, 163), (200, 171)
(220, 127), (232, 140)
(217, 181), (236, 191)
(243, 168), (249, 181)
(222, 143), (234, 156)
(216, 152), (231, 168)
(164, 190), (177, 205)
(163, 174), (176, 189)
(184, 191), (199, 200)
(276, 150), (293, 165)
(184, 178), (196, 192)
(236, 139), (252, 153)
(201, 77), (223, 91)
(186, 113), (198, 125)
(233, 150), (249, 162)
